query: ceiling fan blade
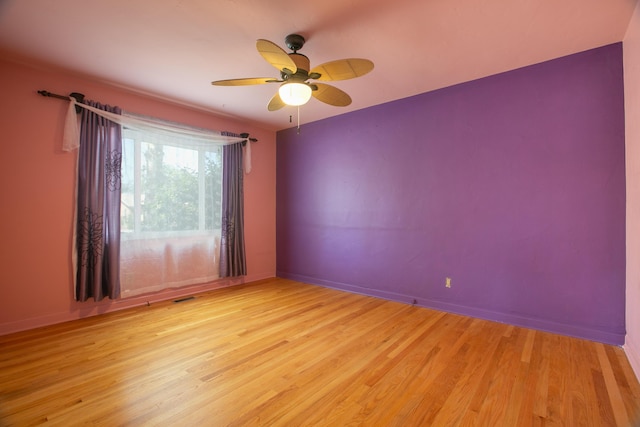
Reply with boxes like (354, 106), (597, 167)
(311, 83), (352, 107)
(211, 77), (279, 86)
(257, 39), (297, 74)
(267, 92), (286, 111)
(310, 59), (374, 81)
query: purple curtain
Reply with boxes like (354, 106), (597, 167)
(219, 137), (247, 277)
(75, 100), (122, 301)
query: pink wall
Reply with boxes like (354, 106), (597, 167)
(625, 1), (640, 379)
(0, 57), (276, 335)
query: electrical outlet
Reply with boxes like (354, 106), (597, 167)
(445, 277), (452, 288)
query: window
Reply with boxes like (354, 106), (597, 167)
(120, 134), (223, 235)
(119, 126), (224, 297)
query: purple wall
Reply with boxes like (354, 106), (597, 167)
(276, 43), (626, 345)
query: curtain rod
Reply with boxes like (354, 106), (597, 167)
(37, 89), (258, 144)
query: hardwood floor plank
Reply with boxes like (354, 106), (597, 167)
(606, 344), (640, 424)
(1, 278), (639, 426)
(521, 329), (536, 363)
(597, 343), (631, 427)
(593, 366), (618, 426)
(532, 331), (551, 422)
(571, 338), (604, 426)
(515, 334), (543, 427)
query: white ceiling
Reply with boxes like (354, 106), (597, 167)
(0, 0), (637, 131)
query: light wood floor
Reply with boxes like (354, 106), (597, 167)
(1, 278), (639, 426)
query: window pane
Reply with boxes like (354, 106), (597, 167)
(120, 128), (223, 236)
(140, 142), (200, 232)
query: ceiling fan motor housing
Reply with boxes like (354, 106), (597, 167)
(283, 53), (311, 83)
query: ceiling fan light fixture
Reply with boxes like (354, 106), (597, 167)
(279, 82), (312, 106)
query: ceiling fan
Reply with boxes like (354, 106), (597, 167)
(211, 34), (374, 111)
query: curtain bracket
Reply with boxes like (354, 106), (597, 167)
(38, 90), (85, 113)
(70, 92), (85, 112)
(239, 133), (258, 146)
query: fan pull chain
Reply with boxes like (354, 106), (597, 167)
(288, 111), (302, 134)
